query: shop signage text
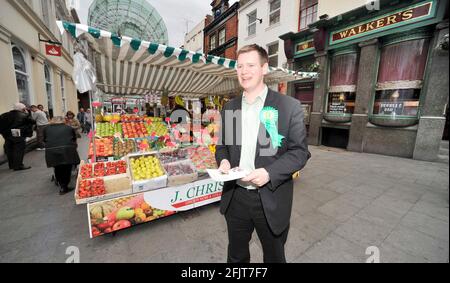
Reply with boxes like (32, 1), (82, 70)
(329, 103), (346, 113)
(379, 102), (404, 115)
(296, 40), (315, 54)
(331, 1), (434, 45)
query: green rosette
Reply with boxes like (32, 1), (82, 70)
(260, 106), (284, 148)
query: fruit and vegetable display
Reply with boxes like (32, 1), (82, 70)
(78, 178), (106, 199)
(96, 123), (122, 137)
(164, 162), (195, 176)
(159, 148), (189, 164)
(89, 160), (127, 177)
(130, 155), (165, 181)
(144, 121), (168, 137)
(80, 163), (93, 179)
(102, 114), (121, 122)
(89, 138), (114, 157)
(113, 139), (136, 158)
(144, 117), (163, 123)
(89, 194), (176, 237)
(122, 122), (148, 138)
(121, 115), (143, 122)
(186, 146), (218, 173)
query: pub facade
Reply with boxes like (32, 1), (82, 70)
(281, 0), (449, 161)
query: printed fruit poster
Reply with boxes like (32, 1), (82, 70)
(87, 178), (223, 238)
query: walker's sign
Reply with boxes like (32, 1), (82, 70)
(330, 1), (435, 45)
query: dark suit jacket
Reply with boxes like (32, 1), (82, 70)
(215, 88), (311, 235)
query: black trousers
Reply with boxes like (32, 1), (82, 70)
(54, 164), (73, 187)
(225, 186), (289, 263)
(4, 138), (26, 169)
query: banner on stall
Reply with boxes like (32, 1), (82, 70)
(87, 178), (223, 238)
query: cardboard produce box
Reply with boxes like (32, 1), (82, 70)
(127, 152), (168, 193)
(75, 160), (132, 205)
(164, 159), (198, 187)
(75, 173), (132, 205)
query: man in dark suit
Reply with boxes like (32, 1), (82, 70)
(215, 44), (310, 263)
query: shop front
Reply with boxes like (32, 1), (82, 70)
(282, 0), (449, 160)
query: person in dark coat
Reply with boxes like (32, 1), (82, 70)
(44, 116), (80, 195)
(0, 103), (35, 171)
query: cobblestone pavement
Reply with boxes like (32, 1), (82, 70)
(0, 138), (448, 263)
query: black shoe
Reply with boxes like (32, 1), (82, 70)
(59, 186), (74, 195)
(14, 166), (31, 171)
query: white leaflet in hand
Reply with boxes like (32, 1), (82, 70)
(207, 167), (249, 182)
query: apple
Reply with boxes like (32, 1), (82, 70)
(112, 220), (132, 231)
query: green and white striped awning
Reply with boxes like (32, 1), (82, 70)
(57, 21), (318, 97)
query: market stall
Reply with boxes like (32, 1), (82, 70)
(57, 21), (318, 238)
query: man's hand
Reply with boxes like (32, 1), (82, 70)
(218, 159), (231, 174)
(241, 168), (270, 187)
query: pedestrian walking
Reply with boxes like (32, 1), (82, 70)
(44, 116), (80, 195)
(30, 105), (49, 150)
(215, 44), (310, 263)
(65, 111), (82, 138)
(38, 104), (50, 120)
(0, 103), (35, 171)
(84, 108), (93, 134)
(77, 108), (86, 133)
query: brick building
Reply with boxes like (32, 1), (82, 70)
(204, 0), (240, 59)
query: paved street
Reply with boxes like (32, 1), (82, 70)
(0, 137), (448, 263)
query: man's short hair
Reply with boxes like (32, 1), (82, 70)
(237, 44), (269, 66)
(30, 105), (37, 109)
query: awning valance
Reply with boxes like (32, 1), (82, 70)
(57, 21), (318, 97)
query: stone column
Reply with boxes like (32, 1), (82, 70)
(308, 51), (328, 145)
(413, 21), (449, 161)
(347, 39), (379, 152)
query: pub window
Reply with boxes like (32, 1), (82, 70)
(372, 37), (430, 120)
(326, 50), (359, 121)
(267, 42), (279, 67)
(299, 0), (318, 31)
(247, 10), (257, 36)
(12, 45), (31, 106)
(219, 28), (226, 46)
(210, 33), (217, 50)
(269, 0), (281, 26)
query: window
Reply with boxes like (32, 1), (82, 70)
(372, 38), (430, 118)
(327, 52), (359, 115)
(210, 33), (217, 50)
(299, 0), (318, 31)
(12, 46), (30, 105)
(269, 0), (281, 26)
(61, 73), (66, 114)
(44, 64), (54, 118)
(219, 28), (226, 46)
(247, 10), (257, 36)
(267, 42), (279, 67)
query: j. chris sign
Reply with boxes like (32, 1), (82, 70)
(45, 44), (62, 57)
(144, 179), (224, 211)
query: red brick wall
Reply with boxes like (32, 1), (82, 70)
(204, 12), (238, 59)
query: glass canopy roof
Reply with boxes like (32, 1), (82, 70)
(88, 0), (168, 44)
